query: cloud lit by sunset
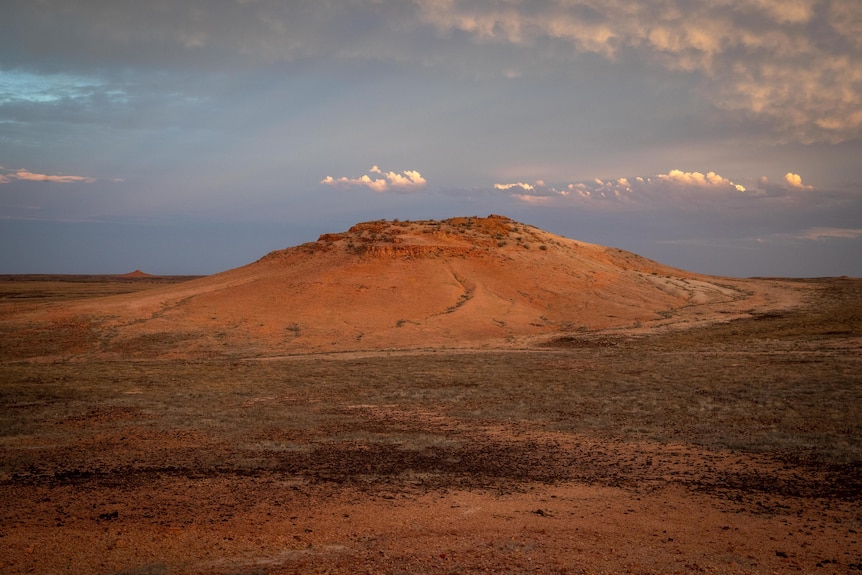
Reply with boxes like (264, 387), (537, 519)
(1, 1), (860, 277)
(497, 169), (753, 206)
(784, 172), (812, 189)
(657, 170), (746, 192)
(1, 167), (96, 185)
(321, 167), (427, 193)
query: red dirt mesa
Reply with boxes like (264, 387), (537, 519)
(1, 216), (860, 574)
(0, 215), (805, 360)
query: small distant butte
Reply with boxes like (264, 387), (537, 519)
(119, 269), (155, 278)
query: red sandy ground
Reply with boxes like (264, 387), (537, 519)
(1, 216), (859, 574)
(7, 478), (858, 574)
(4, 419), (859, 574)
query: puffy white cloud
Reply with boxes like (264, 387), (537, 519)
(784, 172), (807, 188)
(756, 173), (814, 194)
(0, 167), (96, 184)
(387, 170), (426, 188)
(494, 168), (793, 208)
(494, 182), (535, 191)
(493, 169), (859, 233)
(495, 180), (570, 204)
(657, 169), (746, 192)
(321, 166), (427, 193)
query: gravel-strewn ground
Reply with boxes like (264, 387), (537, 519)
(1, 277), (860, 574)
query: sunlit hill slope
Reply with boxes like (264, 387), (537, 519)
(1, 215), (795, 359)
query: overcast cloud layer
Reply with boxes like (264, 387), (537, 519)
(2, 1), (860, 276)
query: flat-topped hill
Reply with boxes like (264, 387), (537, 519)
(0, 216), (804, 359)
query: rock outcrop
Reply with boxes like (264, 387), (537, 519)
(0, 215), (801, 360)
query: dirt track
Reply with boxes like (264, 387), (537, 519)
(1, 276), (860, 574)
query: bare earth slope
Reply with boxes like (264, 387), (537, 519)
(1, 217), (859, 574)
(1, 280), (860, 574)
(0, 215), (803, 360)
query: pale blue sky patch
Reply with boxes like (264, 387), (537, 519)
(0, 70), (128, 106)
(1, 1), (860, 276)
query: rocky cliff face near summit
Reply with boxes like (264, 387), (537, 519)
(1, 215), (798, 359)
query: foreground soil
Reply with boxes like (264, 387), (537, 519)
(1, 277), (860, 574)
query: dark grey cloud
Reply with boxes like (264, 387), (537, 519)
(415, 0), (862, 143)
(2, 1), (861, 276)
(2, 0), (412, 73)
(4, 1), (860, 142)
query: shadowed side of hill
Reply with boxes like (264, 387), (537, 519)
(0, 216), (806, 360)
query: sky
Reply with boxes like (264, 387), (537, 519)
(2, 0), (861, 277)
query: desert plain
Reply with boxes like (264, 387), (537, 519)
(0, 215), (860, 574)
